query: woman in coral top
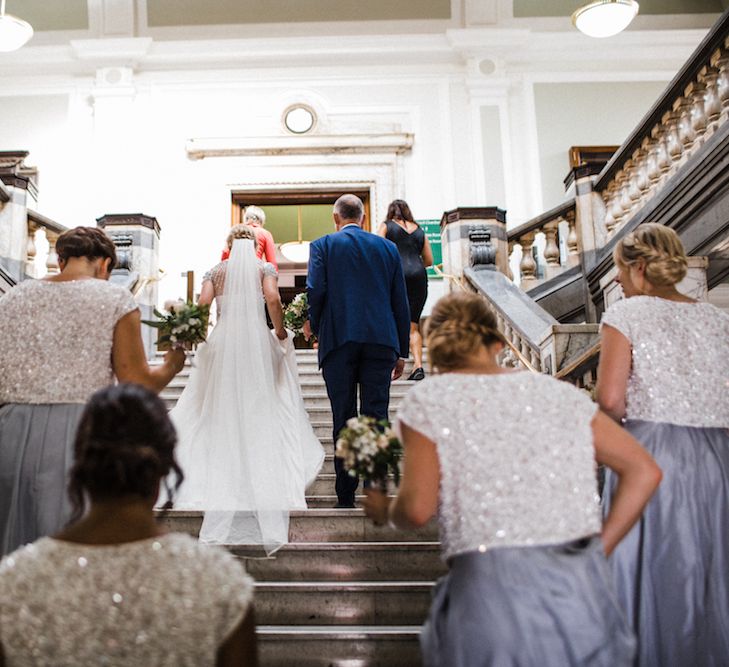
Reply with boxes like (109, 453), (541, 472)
(221, 206), (277, 268)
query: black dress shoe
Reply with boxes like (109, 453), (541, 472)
(334, 502), (355, 509)
(407, 367), (425, 381)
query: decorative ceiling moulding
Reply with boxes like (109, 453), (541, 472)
(185, 134), (414, 160)
(70, 37), (153, 64)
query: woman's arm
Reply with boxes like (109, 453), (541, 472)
(217, 608), (258, 667)
(262, 273), (286, 340)
(363, 422), (440, 529)
(198, 280), (215, 308)
(112, 310), (185, 393)
(375, 222), (388, 238)
(592, 410), (662, 556)
(596, 325), (632, 422)
(421, 234), (434, 268)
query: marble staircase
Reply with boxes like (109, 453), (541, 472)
(156, 349), (441, 667)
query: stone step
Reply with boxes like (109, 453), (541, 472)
(232, 542), (445, 582)
(255, 582), (432, 626)
(304, 494), (369, 508)
(159, 509), (436, 543)
(258, 625), (422, 667)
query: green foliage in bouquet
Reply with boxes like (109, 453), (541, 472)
(335, 416), (403, 486)
(283, 291), (309, 336)
(142, 300), (210, 348)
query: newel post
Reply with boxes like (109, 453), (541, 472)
(97, 213), (161, 359)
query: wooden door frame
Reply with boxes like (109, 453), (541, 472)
(230, 188), (372, 232)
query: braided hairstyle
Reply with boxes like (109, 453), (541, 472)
(425, 292), (505, 371)
(67, 384), (183, 522)
(613, 223), (688, 287)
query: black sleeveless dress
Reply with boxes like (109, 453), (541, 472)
(384, 220), (428, 323)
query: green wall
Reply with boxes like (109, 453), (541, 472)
(514, 0), (723, 17)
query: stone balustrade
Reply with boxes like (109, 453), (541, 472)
(595, 13), (729, 240)
(507, 200), (578, 291)
(25, 210), (66, 278)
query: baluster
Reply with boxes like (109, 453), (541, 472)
(25, 223), (37, 277)
(603, 181), (617, 232)
(676, 96), (696, 153)
(566, 214), (580, 268)
(627, 152), (643, 206)
(715, 53), (729, 117)
(530, 348), (540, 371)
(636, 142), (651, 196)
(664, 109), (683, 169)
(702, 66), (721, 128)
(688, 80), (708, 148)
(46, 234), (60, 275)
(518, 232), (537, 290)
(507, 240), (515, 281)
(543, 221), (561, 279)
(519, 337), (530, 363)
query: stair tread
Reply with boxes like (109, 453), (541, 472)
(256, 581), (433, 590)
(258, 625), (421, 635)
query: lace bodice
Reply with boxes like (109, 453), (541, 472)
(0, 533), (254, 666)
(397, 372), (602, 560)
(203, 259), (277, 318)
(0, 279), (138, 405)
(601, 296), (729, 427)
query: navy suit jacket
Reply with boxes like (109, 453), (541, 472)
(307, 225), (411, 366)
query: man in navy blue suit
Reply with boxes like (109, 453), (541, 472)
(306, 194), (410, 508)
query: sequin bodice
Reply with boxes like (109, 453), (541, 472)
(0, 534), (254, 667)
(601, 297), (729, 427)
(203, 259), (277, 319)
(397, 373), (602, 560)
(0, 279), (138, 405)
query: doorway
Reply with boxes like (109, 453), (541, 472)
(230, 188), (372, 302)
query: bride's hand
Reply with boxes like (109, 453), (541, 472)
(275, 327), (288, 341)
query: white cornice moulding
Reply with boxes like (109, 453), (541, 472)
(186, 134), (415, 160)
(70, 37), (153, 61)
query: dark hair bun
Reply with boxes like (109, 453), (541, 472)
(68, 384), (182, 520)
(56, 227), (118, 267)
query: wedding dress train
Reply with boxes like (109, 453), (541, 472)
(168, 239), (324, 554)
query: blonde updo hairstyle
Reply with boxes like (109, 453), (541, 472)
(226, 224), (258, 251)
(425, 292), (506, 372)
(613, 223), (688, 287)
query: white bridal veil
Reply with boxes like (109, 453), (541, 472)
(170, 239), (324, 554)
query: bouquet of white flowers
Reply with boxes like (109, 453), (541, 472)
(283, 292), (309, 336)
(335, 416), (403, 487)
(142, 300), (210, 350)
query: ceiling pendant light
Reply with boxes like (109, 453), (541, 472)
(0, 0), (33, 52)
(572, 0), (639, 39)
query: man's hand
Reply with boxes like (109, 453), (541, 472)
(303, 319), (313, 341)
(392, 358), (405, 381)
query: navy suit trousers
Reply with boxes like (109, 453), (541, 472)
(321, 342), (398, 505)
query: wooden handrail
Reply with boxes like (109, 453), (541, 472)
(507, 199), (575, 242)
(554, 341), (601, 380)
(27, 209), (67, 236)
(0, 180), (9, 203)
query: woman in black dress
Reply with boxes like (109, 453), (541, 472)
(377, 199), (433, 380)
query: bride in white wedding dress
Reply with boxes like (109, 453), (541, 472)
(169, 225), (324, 554)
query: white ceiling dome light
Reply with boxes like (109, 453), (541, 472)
(572, 0), (639, 39)
(0, 0), (33, 52)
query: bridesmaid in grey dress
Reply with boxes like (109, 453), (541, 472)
(364, 292), (662, 667)
(598, 223), (729, 666)
(0, 227), (185, 556)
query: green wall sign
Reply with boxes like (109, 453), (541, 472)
(419, 219), (443, 279)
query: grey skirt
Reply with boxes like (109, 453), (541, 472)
(0, 403), (85, 556)
(421, 536), (635, 667)
(603, 419), (729, 667)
